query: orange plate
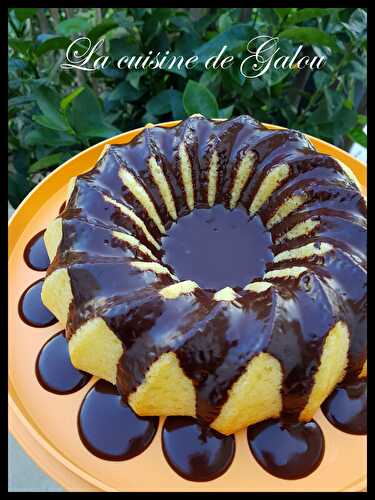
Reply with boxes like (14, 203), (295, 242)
(9, 121), (367, 492)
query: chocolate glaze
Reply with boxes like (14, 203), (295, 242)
(78, 379), (158, 460)
(161, 205), (273, 290)
(47, 115), (367, 426)
(247, 418), (324, 480)
(24, 230), (50, 271)
(162, 416), (235, 481)
(36, 332), (91, 394)
(19, 279), (57, 328)
(322, 379), (367, 435)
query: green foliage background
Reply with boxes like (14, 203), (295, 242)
(8, 7), (367, 207)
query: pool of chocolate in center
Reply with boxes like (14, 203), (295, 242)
(161, 205), (273, 290)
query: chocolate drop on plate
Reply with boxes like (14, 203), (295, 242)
(23, 230), (50, 271)
(36, 332), (91, 394)
(247, 419), (324, 480)
(18, 279), (57, 328)
(322, 380), (367, 435)
(78, 380), (158, 460)
(162, 416), (235, 481)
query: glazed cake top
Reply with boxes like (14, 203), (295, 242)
(50, 115), (367, 425)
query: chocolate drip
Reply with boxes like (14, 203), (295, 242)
(110, 144), (172, 230)
(162, 416), (235, 481)
(247, 418), (325, 479)
(176, 289), (275, 422)
(115, 290), (214, 397)
(24, 230), (50, 271)
(322, 379), (367, 435)
(239, 129), (313, 209)
(50, 115), (366, 426)
(267, 273), (339, 421)
(36, 332), (91, 394)
(78, 379), (158, 460)
(19, 279), (57, 328)
(66, 260), (173, 337)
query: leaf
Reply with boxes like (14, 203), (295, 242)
(146, 89), (183, 116)
(263, 65), (293, 88)
(127, 70), (146, 89)
(313, 71), (330, 90)
(32, 115), (67, 132)
(60, 87), (85, 111)
(28, 153), (68, 173)
(33, 86), (71, 131)
(195, 12), (220, 33)
(35, 35), (71, 56)
(142, 15), (162, 46)
(13, 149), (30, 174)
(149, 8), (174, 24)
(312, 45), (331, 59)
(113, 12), (135, 31)
(199, 70), (221, 88)
(163, 64), (187, 78)
(108, 81), (143, 102)
(146, 90), (173, 115)
(169, 91), (186, 120)
(342, 9), (367, 37)
(57, 17), (91, 36)
(323, 89), (344, 118)
(312, 108), (358, 137)
(357, 114), (367, 126)
(183, 80), (219, 117)
(279, 27), (338, 50)
(14, 8), (37, 22)
(308, 103), (330, 125)
(8, 57), (28, 73)
(218, 12), (233, 32)
(67, 86), (101, 131)
(347, 60), (366, 82)
(195, 24), (254, 60)
(8, 39), (32, 55)
(8, 95), (35, 108)
(147, 31), (169, 53)
(174, 30), (201, 58)
(129, 8), (152, 20)
(24, 128), (78, 147)
(219, 105), (234, 119)
(79, 124), (121, 139)
(99, 67), (125, 79)
(349, 128), (367, 148)
(285, 8), (342, 25)
(334, 109), (358, 133)
(274, 8), (293, 21)
(8, 170), (35, 208)
(169, 15), (197, 35)
(67, 87), (120, 138)
(260, 8), (279, 26)
(142, 111), (157, 125)
(9, 79), (21, 91)
(228, 65), (246, 87)
(110, 36), (140, 59)
(86, 20), (118, 42)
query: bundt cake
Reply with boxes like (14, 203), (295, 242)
(41, 114), (367, 436)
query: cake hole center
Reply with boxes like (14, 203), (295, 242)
(161, 205), (274, 291)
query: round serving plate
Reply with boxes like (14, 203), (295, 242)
(8, 120), (367, 492)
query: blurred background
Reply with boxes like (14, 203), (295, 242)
(8, 8), (367, 209)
